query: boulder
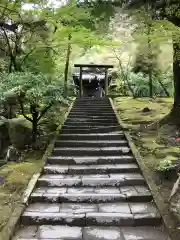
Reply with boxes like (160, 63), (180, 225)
(142, 107), (151, 113)
(6, 145), (20, 161)
(8, 117), (32, 149)
(0, 117), (9, 157)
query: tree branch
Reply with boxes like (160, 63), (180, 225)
(0, 5), (23, 23)
(18, 98), (33, 122)
(3, 29), (13, 55)
(21, 47), (36, 65)
(0, 2), (8, 20)
(37, 104), (53, 121)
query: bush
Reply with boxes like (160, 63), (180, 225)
(156, 156), (178, 172)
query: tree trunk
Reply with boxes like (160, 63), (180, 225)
(32, 120), (38, 144)
(8, 56), (13, 73)
(147, 22), (153, 98)
(30, 104), (39, 144)
(157, 77), (170, 97)
(148, 68), (153, 98)
(64, 34), (72, 97)
(172, 42), (180, 109)
(158, 41), (180, 125)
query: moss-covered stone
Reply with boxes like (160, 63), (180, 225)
(8, 118), (32, 149)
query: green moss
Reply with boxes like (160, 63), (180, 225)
(114, 97), (177, 172)
(0, 153), (43, 229)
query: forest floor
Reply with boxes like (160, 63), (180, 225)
(114, 97), (180, 233)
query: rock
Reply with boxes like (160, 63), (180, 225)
(0, 118), (10, 157)
(8, 118), (32, 149)
(6, 145), (20, 161)
(142, 107), (151, 113)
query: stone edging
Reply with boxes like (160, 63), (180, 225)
(109, 98), (179, 240)
(0, 99), (75, 240)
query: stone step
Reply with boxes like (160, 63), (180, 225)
(71, 106), (113, 109)
(75, 100), (109, 103)
(65, 119), (119, 124)
(68, 112), (115, 116)
(24, 202), (159, 215)
(36, 173), (146, 187)
(67, 115), (117, 120)
(52, 147), (131, 156)
(29, 185), (152, 203)
(47, 155), (135, 165)
(12, 225), (171, 240)
(76, 97), (110, 101)
(58, 133), (125, 141)
(72, 107), (113, 111)
(61, 128), (122, 134)
(43, 163), (139, 174)
(70, 110), (115, 114)
(21, 210), (161, 227)
(64, 122), (119, 126)
(73, 105), (112, 109)
(54, 140), (128, 148)
(62, 125), (120, 129)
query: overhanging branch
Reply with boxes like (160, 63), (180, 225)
(18, 98), (33, 122)
(37, 104), (53, 121)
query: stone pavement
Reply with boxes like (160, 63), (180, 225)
(13, 97), (171, 240)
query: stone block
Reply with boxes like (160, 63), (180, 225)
(37, 225), (83, 239)
(99, 203), (131, 214)
(83, 227), (124, 240)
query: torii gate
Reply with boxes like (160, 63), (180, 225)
(73, 64), (114, 97)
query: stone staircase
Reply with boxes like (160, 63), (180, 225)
(13, 97), (171, 240)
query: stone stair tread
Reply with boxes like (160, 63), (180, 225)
(24, 202), (159, 215)
(52, 147), (131, 156)
(65, 122), (119, 126)
(61, 129), (122, 134)
(53, 147), (130, 151)
(62, 126), (121, 130)
(47, 155), (135, 165)
(32, 185), (151, 194)
(55, 140), (128, 144)
(37, 173), (146, 187)
(39, 173), (144, 180)
(30, 187), (152, 203)
(12, 225), (171, 240)
(59, 132), (124, 136)
(43, 163), (139, 174)
(21, 211), (161, 227)
(54, 142), (130, 149)
(67, 117), (118, 120)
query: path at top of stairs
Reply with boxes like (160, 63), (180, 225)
(13, 97), (171, 240)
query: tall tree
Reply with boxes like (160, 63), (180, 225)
(89, 0), (180, 117)
(0, 0), (51, 73)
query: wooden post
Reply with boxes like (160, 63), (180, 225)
(79, 67), (83, 97)
(104, 69), (108, 96)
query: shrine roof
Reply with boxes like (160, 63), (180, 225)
(74, 64), (113, 68)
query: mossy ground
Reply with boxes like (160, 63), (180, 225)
(0, 151), (43, 231)
(114, 97), (178, 171)
(114, 97), (180, 225)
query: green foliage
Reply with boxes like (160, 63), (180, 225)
(156, 156), (177, 172)
(132, 43), (160, 75)
(113, 70), (173, 97)
(0, 72), (65, 104)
